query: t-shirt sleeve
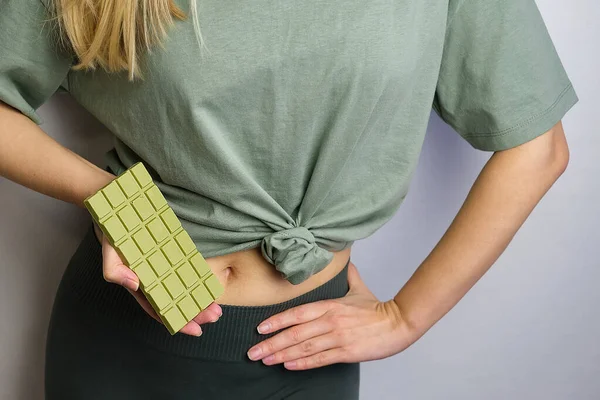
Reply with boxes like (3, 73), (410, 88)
(0, 0), (75, 125)
(431, 0), (579, 151)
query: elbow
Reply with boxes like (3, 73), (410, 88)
(553, 137), (570, 176)
(494, 120), (571, 180)
(524, 120), (570, 175)
(548, 121), (570, 177)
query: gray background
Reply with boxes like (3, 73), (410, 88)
(0, 1), (597, 399)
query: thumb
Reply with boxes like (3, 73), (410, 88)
(102, 234), (139, 291)
(346, 260), (368, 293)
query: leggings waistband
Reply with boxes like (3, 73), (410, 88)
(54, 223), (350, 361)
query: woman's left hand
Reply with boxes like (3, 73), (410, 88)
(247, 261), (418, 370)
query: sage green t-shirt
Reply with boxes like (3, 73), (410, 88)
(1, 0), (578, 284)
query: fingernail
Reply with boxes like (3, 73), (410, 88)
(196, 328), (203, 337)
(257, 322), (271, 334)
(248, 347), (262, 360)
(218, 309), (223, 317)
(125, 278), (139, 291)
(284, 361), (297, 369)
(262, 355), (274, 364)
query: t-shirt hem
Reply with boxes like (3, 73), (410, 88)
(0, 92), (43, 125)
(460, 83), (579, 151)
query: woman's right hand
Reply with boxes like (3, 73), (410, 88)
(95, 223), (222, 336)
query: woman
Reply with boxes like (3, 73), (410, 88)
(0, 0), (578, 399)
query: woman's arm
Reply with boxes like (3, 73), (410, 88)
(247, 121), (570, 370)
(394, 120), (570, 341)
(0, 101), (115, 207)
(0, 100), (221, 336)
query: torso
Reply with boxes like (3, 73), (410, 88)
(94, 224), (351, 305)
(80, 0), (448, 298)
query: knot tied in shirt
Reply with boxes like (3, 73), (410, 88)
(260, 226), (335, 285)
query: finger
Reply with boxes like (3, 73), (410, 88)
(256, 301), (331, 334)
(346, 261), (367, 293)
(102, 236), (139, 291)
(261, 333), (340, 365)
(248, 319), (332, 361)
(192, 302), (222, 325)
(283, 348), (347, 371)
(126, 288), (162, 324)
(178, 320), (203, 337)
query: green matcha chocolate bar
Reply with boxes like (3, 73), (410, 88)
(84, 162), (224, 335)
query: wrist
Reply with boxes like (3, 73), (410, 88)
(388, 297), (430, 344)
(75, 167), (116, 208)
(382, 299), (423, 347)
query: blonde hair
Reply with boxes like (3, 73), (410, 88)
(49, 0), (208, 81)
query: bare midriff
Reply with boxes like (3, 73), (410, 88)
(93, 224), (351, 306)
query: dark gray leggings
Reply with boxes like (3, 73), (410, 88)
(45, 223), (360, 399)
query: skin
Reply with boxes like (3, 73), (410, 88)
(246, 121), (570, 370)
